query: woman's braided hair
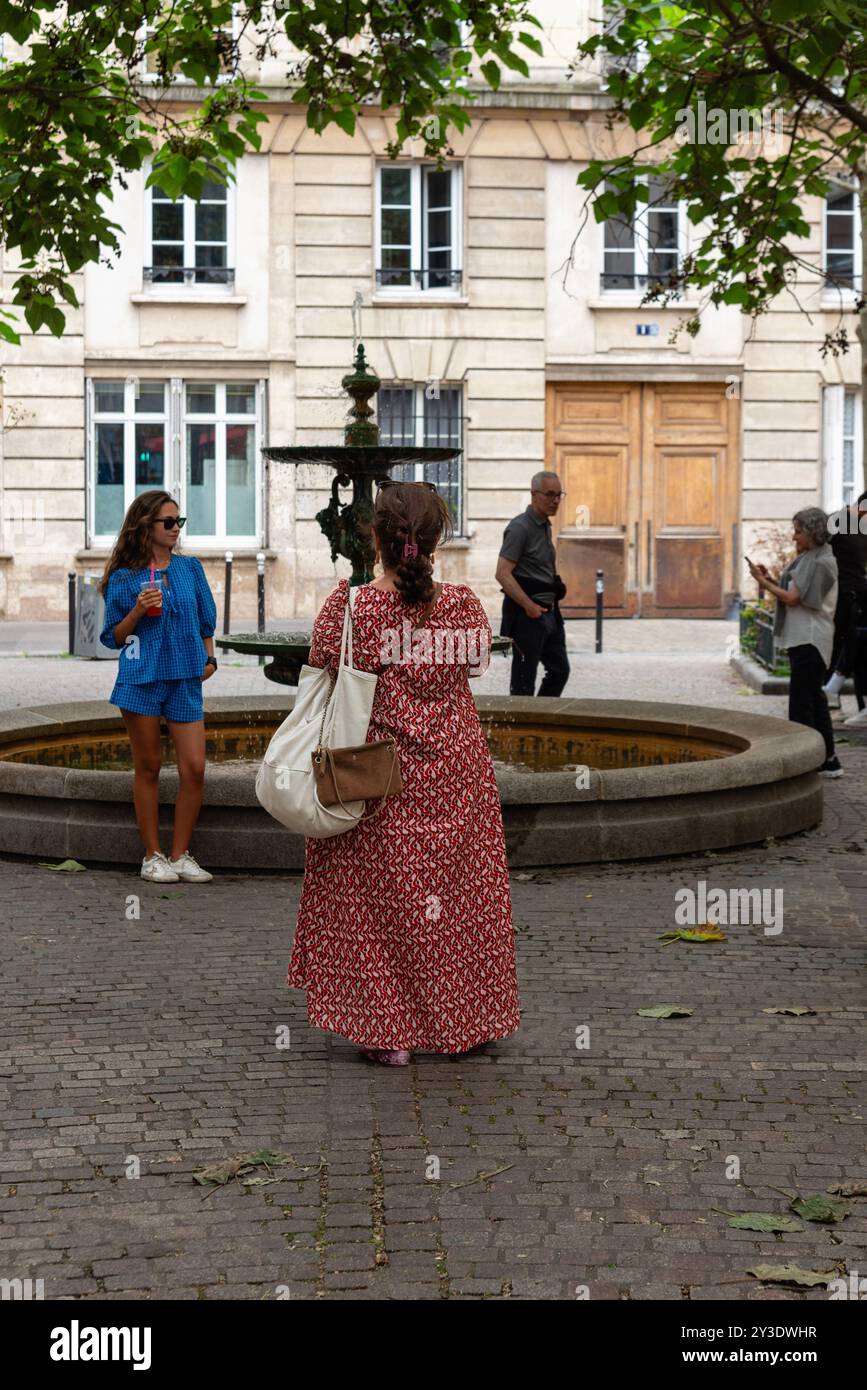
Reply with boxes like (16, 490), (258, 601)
(373, 481), (453, 605)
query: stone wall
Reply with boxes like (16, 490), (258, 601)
(0, 89), (861, 621)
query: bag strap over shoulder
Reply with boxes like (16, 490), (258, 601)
(341, 582), (356, 669)
(316, 583), (355, 749)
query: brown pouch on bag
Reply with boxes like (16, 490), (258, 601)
(312, 737), (403, 810)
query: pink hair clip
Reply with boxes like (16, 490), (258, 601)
(402, 538), (418, 559)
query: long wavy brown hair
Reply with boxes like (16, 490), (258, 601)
(372, 480), (452, 605)
(99, 490), (177, 593)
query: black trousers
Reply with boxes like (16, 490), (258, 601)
(501, 596), (570, 697)
(829, 588), (867, 678)
(788, 643), (835, 761)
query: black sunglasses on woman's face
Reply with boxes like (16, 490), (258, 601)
(154, 516), (187, 530)
(375, 479), (438, 496)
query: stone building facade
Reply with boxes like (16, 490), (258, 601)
(0, 2), (862, 624)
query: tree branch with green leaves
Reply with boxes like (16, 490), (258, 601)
(570, 0), (867, 360)
(0, 0), (541, 343)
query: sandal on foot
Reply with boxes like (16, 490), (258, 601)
(359, 1047), (411, 1066)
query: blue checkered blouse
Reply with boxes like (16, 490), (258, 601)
(100, 554), (217, 684)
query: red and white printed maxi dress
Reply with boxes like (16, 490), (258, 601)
(287, 577), (521, 1053)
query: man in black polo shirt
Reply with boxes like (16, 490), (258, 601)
(496, 471), (570, 696)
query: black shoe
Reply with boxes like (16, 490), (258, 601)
(818, 756), (844, 778)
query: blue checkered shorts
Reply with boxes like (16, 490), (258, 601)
(110, 676), (204, 723)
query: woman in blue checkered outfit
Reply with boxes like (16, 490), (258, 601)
(99, 490), (218, 884)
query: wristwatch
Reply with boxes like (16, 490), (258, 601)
(204, 656), (218, 670)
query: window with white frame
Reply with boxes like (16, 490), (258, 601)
(823, 183), (861, 292)
(146, 172), (233, 287)
(602, 5), (649, 76)
(602, 176), (683, 292)
(184, 382), (259, 541)
(378, 385), (464, 531)
(89, 378), (263, 546)
(91, 380), (168, 539)
(376, 165), (462, 293)
(141, 4), (239, 83)
(430, 19), (471, 64)
(822, 385), (864, 511)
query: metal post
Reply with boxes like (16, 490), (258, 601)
(257, 550), (266, 667)
(595, 569), (604, 654)
(68, 572), (76, 655)
(256, 551), (266, 633)
(223, 550), (233, 635)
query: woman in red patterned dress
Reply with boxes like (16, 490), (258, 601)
(287, 480), (521, 1065)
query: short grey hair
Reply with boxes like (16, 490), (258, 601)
(793, 506), (830, 548)
(531, 471), (560, 492)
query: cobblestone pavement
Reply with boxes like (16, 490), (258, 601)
(2, 617), (866, 1300)
(2, 734), (865, 1301)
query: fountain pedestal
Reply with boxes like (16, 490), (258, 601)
(219, 341), (506, 680)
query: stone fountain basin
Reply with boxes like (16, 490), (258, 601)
(0, 697), (824, 869)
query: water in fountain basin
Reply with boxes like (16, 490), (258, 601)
(1, 720), (733, 775)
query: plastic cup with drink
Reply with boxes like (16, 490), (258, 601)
(137, 567), (164, 618)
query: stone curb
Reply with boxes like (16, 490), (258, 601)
(0, 696), (825, 869)
(731, 653), (857, 697)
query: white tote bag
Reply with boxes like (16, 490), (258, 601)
(255, 585), (378, 838)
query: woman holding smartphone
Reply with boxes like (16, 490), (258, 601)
(746, 506), (842, 778)
(99, 489), (218, 882)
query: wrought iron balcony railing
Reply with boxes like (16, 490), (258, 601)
(600, 270), (683, 292)
(376, 267), (463, 292)
(143, 266), (235, 288)
(373, 424), (465, 533)
(822, 266), (861, 292)
(378, 414), (465, 450)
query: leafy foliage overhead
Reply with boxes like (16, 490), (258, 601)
(572, 1), (867, 351)
(0, 1), (542, 342)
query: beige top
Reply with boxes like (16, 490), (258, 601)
(778, 544), (838, 667)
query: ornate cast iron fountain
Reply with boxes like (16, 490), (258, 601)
(292, 343), (462, 586)
(216, 345), (509, 683)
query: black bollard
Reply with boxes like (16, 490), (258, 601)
(68, 572), (76, 655)
(223, 550), (233, 635)
(595, 569), (604, 654)
(257, 551), (266, 667)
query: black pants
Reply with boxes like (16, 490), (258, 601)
(829, 589), (867, 678)
(501, 596), (570, 697)
(828, 583), (861, 675)
(788, 643), (835, 761)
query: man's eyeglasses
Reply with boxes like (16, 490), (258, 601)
(155, 516), (187, 530)
(533, 489), (565, 501)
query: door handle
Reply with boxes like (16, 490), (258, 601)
(646, 519), (653, 587)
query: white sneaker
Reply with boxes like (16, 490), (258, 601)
(843, 707), (867, 727)
(141, 852), (180, 883)
(818, 756), (844, 778)
(169, 852), (213, 883)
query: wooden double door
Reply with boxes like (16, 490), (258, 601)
(546, 382), (740, 617)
